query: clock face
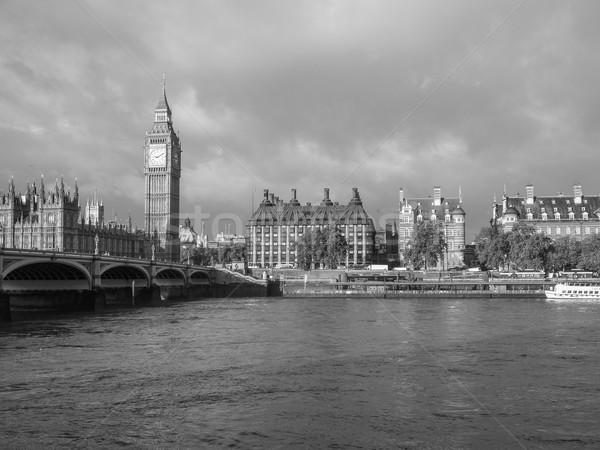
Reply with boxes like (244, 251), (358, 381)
(149, 147), (166, 167)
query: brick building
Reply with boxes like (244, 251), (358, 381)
(247, 187), (376, 268)
(397, 186), (466, 269)
(493, 183), (600, 239)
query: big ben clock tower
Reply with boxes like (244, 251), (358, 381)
(144, 75), (181, 262)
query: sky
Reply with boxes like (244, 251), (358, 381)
(2, 0), (600, 242)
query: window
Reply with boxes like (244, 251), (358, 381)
(566, 227), (571, 235)
(527, 213), (533, 221)
(547, 227), (551, 234)
(556, 227), (561, 235)
(541, 213), (548, 221)
(569, 212), (575, 220)
(555, 212), (560, 220)
(583, 212), (589, 220)
(576, 227), (581, 235)
(585, 227), (590, 235)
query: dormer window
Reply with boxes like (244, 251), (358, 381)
(555, 212), (561, 220)
(527, 213), (533, 221)
(568, 212), (575, 220)
(583, 212), (589, 220)
(430, 214), (437, 221)
(445, 214), (451, 222)
(541, 212), (548, 221)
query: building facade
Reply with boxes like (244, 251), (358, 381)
(247, 188), (376, 268)
(144, 76), (182, 262)
(492, 183), (600, 239)
(0, 177), (149, 256)
(397, 186), (466, 269)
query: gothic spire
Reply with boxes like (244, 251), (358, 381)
(154, 74), (172, 123)
(40, 175), (46, 204)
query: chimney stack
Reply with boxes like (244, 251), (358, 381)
(573, 183), (582, 204)
(433, 186), (441, 206)
(526, 184), (534, 205)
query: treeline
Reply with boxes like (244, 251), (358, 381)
(186, 244), (246, 266)
(296, 227), (348, 270)
(474, 222), (600, 272)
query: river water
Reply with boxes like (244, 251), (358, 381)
(1, 296), (599, 449)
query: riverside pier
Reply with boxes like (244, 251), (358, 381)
(270, 269), (558, 298)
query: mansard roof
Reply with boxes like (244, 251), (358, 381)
(501, 193), (600, 220)
(248, 187), (375, 230)
(401, 196), (462, 220)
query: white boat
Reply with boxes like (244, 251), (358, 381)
(545, 282), (600, 301)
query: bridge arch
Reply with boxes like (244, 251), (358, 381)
(154, 267), (186, 286)
(155, 267), (186, 279)
(100, 263), (150, 288)
(2, 259), (92, 291)
(189, 269), (211, 285)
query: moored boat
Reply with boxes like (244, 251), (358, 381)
(545, 282), (600, 301)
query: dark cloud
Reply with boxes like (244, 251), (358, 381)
(1, 0), (598, 240)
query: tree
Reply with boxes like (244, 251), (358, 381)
(296, 229), (316, 270)
(474, 223), (510, 270)
(405, 220), (446, 270)
(579, 235), (600, 272)
(229, 243), (247, 262)
(296, 226), (348, 270)
(548, 236), (581, 272)
(324, 226), (348, 269)
(507, 223), (553, 271)
(189, 245), (216, 266)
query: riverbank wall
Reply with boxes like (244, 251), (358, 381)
(1, 278), (270, 322)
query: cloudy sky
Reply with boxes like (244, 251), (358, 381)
(2, 0), (599, 241)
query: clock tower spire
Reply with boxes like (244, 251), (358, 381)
(143, 75), (182, 262)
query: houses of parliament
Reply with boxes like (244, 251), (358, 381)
(0, 79), (182, 262)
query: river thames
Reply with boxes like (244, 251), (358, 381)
(1, 296), (599, 449)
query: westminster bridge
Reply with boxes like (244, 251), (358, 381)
(0, 248), (268, 321)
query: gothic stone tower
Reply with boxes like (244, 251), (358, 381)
(144, 76), (181, 261)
